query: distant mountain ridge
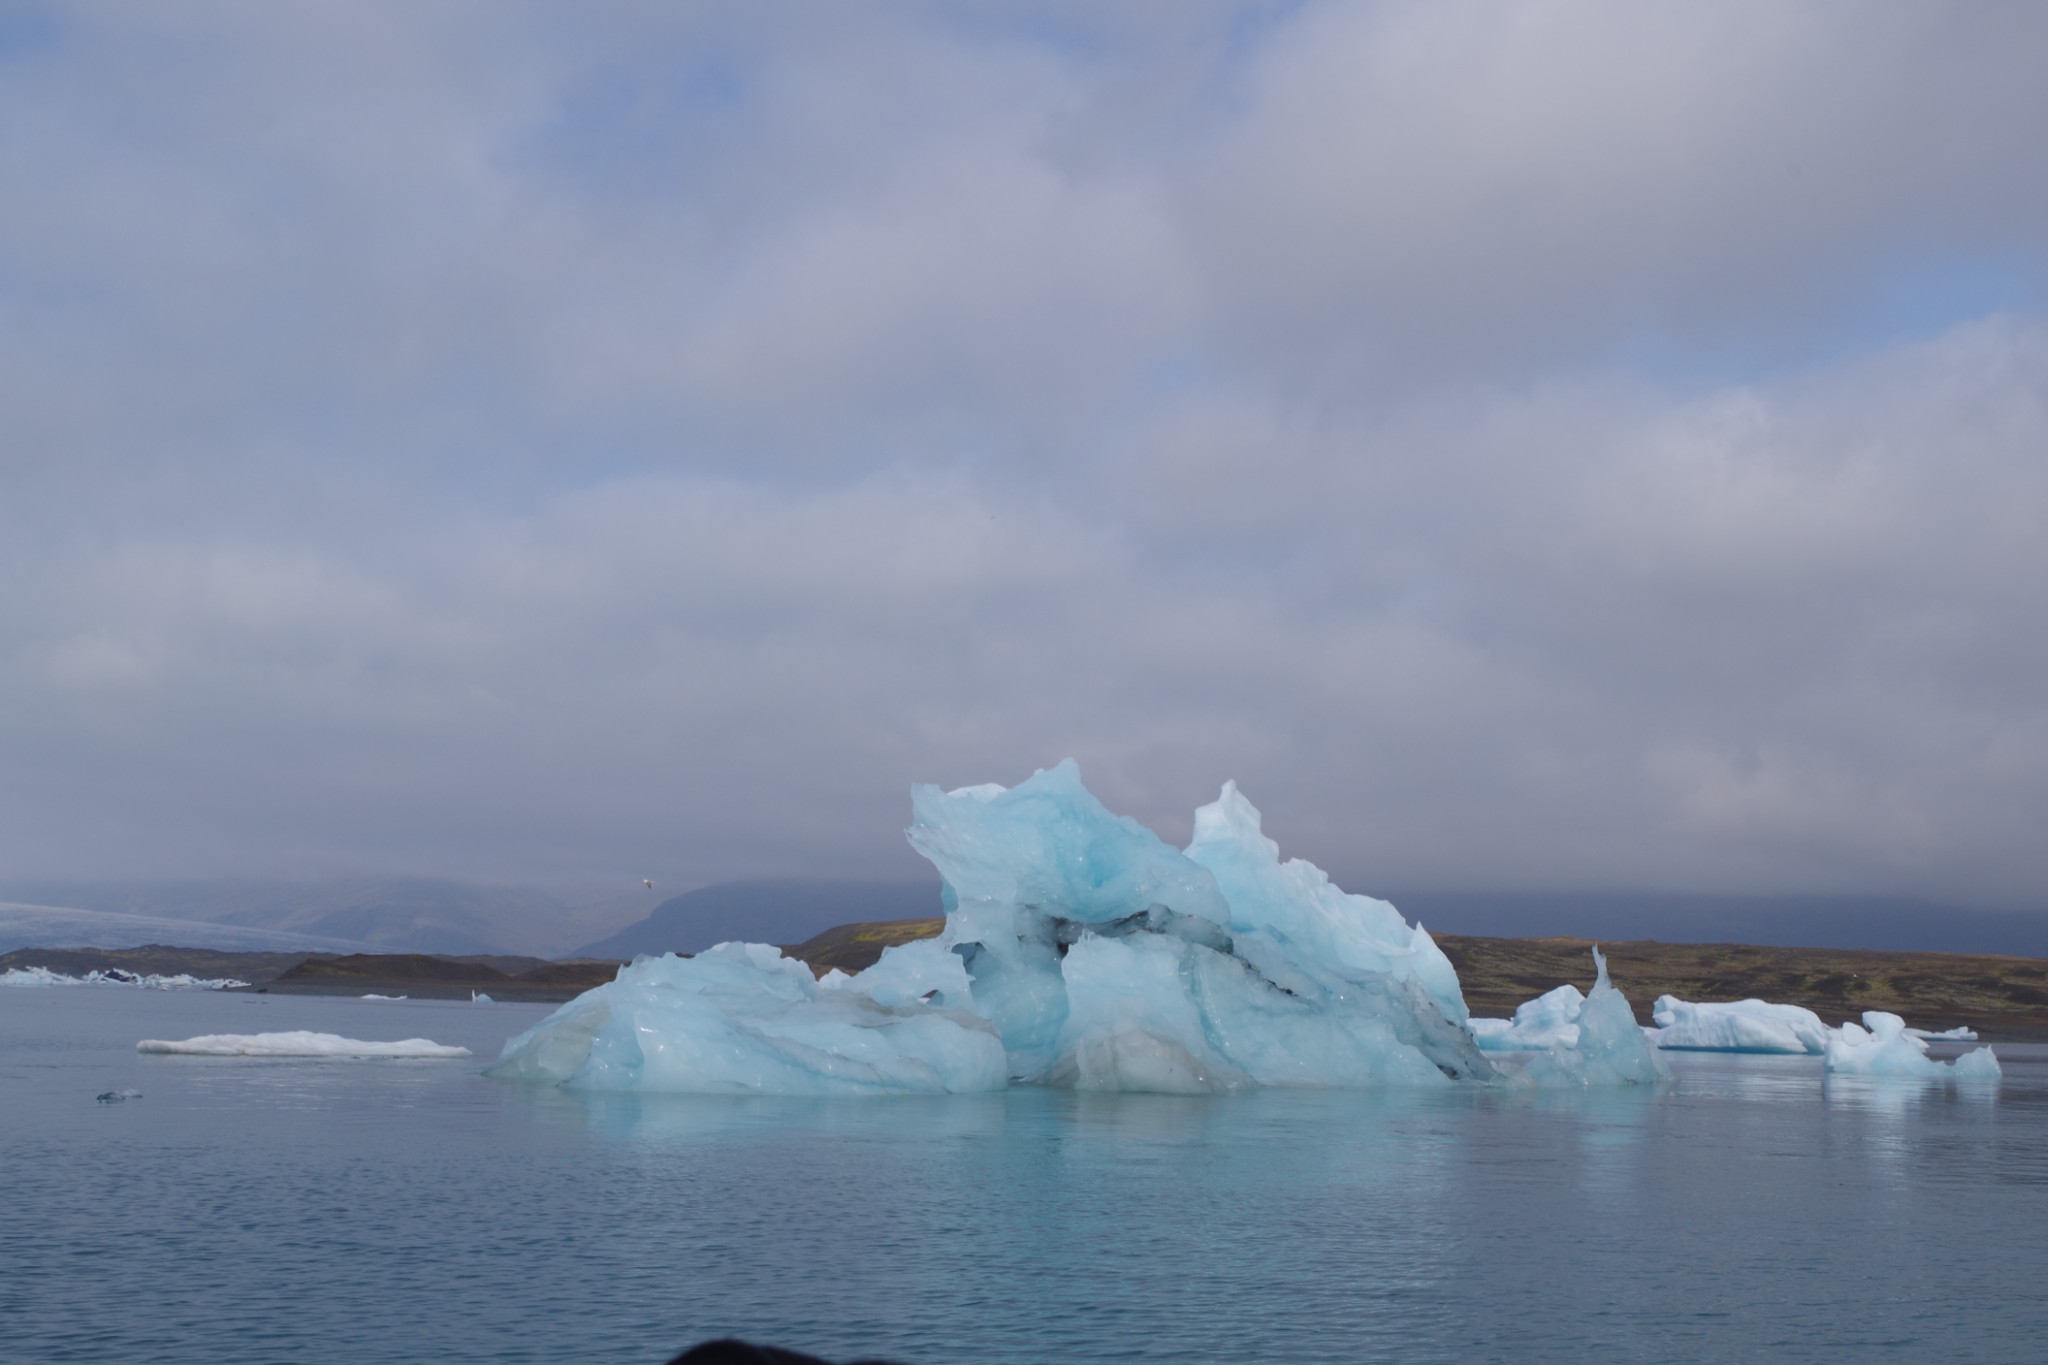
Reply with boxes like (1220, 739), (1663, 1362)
(0, 901), (378, 955)
(576, 878), (942, 959)
(10, 873), (2042, 962)
(0, 877), (639, 957)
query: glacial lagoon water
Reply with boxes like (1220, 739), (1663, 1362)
(4, 987), (2046, 1365)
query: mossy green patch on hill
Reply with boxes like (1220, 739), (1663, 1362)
(785, 918), (947, 975)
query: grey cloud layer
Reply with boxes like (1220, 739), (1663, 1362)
(3, 2), (2044, 906)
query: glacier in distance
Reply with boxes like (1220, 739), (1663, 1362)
(488, 761), (1669, 1095)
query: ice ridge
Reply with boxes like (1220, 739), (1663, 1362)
(1650, 996), (1830, 1055)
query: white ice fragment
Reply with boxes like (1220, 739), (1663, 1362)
(1650, 996), (1830, 1054)
(137, 1031), (471, 1058)
(361, 993), (408, 1000)
(1469, 984), (1585, 1052)
(1824, 1011), (2000, 1079)
(1952, 1045), (2003, 1079)
(945, 782), (1009, 802)
(470, 991), (495, 1004)
(1906, 1025), (1979, 1041)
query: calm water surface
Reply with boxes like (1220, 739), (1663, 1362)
(3, 987), (2045, 1364)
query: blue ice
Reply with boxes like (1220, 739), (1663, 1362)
(1469, 984), (1585, 1052)
(490, 762), (1662, 1095)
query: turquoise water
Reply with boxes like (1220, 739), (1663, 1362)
(4, 987), (2045, 1364)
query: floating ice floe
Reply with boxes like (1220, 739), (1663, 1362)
(1824, 1012), (1999, 1079)
(490, 762), (1664, 1096)
(137, 1031), (470, 1058)
(361, 993), (408, 1001)
(2, 966), (250, 990)
(1650, 996), (1830, 1055)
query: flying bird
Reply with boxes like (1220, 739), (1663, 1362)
(643, 879), (654, 890)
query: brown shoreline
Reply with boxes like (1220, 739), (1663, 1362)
(8, 924), (2048, 1040)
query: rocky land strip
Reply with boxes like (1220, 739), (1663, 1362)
(8, 928), (2047, 1038)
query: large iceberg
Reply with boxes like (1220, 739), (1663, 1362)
(1823, 1011), (2000, 1079)
(1650, 996), (1830, 1054)
(491, 762), (1668, 1095)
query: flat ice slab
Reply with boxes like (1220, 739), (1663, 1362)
(1650, 996), (1829, 1054)
(137, 1031), (471, 1058)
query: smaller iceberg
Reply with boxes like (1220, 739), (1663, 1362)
(1506, 949), (1671, 1087)
(1650, 996), (1829, 1054)
(1907, 1024), (1978, 1041)
(2, 966), (249, 990)
(1823, 1012), (1999, 1079)
(1468, 984), (1585, 1052)
(3, 966), (83, 987)
(137, 1031), (471, 1058)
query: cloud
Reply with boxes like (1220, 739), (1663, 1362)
(1188, 1), (2048, 385)
(1, 3), (2044, 911)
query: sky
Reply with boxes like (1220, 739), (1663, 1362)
(3, 1), (2046, 909)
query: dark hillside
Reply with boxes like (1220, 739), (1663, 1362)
(577, 879), (940, 958)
